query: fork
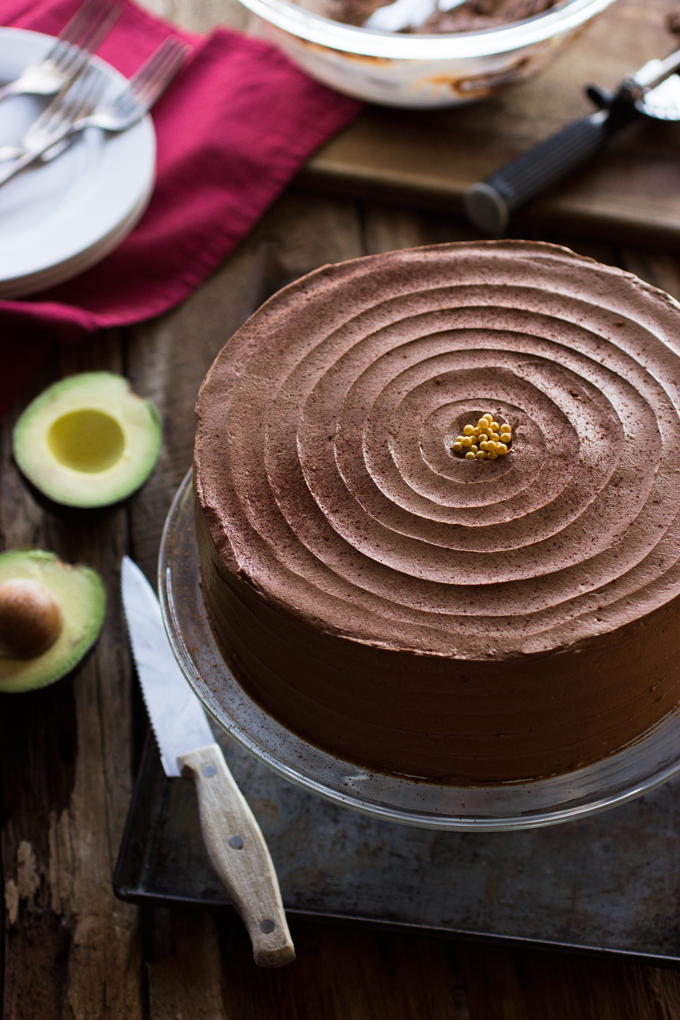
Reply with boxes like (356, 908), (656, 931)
(0, 38), (188, 186)
(72, 36), (189, 132)
(0, 63), (108, 186)
(0, 58), (107, 163)
(0, 0), (120, 104)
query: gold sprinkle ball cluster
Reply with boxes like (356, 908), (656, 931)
(451, 413), (512, 461)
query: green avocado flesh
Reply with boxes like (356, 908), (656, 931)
(13, 372), (162, 508)
(0, 550), (106, 693)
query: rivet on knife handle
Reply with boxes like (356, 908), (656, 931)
(178, 742), (296, 968)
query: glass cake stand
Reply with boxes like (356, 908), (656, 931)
(159, 472), (680, 831)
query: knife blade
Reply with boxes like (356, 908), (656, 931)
(463, 45), (680, 234)
(121, 555), (295, 968)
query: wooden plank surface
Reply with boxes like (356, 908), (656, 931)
(5, 0), (680, 1014)
(0, 336), (142, 1020)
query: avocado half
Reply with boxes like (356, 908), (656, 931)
(13, 372), (161, 508)
(0, 550), (106, 693)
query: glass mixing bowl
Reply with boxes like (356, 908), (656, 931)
(236, 0), (619, 107)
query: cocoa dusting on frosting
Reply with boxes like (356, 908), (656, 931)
(195, 241), (680, 784)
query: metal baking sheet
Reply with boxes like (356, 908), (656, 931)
(114, 729), (680, 966)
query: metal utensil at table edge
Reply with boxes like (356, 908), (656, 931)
(464, 45), (680, 234)
(120, 556), (295, 968)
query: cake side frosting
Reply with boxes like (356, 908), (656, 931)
(194, 240), (680, 783)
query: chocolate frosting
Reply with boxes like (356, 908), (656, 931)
(195, 241), (680, 783)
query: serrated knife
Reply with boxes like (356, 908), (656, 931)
(120, 555), (295, 968)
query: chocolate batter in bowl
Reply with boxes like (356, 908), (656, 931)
(341, 0), (558, 34)
(234, 0), (619, 107)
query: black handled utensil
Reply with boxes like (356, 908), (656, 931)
(464, 46), (680, 234)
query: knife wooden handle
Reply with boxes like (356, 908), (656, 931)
(178, 743), (295, 968)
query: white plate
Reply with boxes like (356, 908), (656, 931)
(0, 27), (156, 298)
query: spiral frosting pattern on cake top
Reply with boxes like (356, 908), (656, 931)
(195, 241), (680, 661)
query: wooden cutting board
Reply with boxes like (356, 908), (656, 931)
(300, 0), (680, 242)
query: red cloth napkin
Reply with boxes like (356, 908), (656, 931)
(0, 0), (361, 417)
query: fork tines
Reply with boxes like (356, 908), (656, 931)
(36, 63), (108, 141)
(129, 37), (190, 106)
(48, 0), (122, 73)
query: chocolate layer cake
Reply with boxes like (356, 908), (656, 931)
(194, 241), (680, 785)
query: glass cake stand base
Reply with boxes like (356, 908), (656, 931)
(158, 471), (680, 831)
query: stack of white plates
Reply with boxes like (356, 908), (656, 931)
(0, 27), (156, 299)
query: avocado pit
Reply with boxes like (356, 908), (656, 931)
(0, 578), (63, 659)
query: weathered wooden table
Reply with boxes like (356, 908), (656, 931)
(4, 188), (680, 1020)
(5, 0), (680, 1014)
